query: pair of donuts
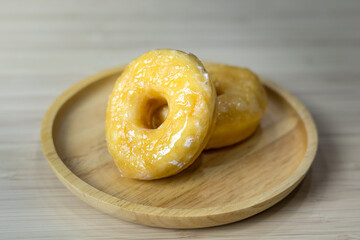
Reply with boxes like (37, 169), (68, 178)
(106, 49), (267, 180)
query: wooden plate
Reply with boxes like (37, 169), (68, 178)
(41, 65), (317, 229)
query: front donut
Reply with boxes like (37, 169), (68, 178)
(105, 49), (217, 180)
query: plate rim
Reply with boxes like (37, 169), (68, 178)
(41, 65), (318, 220)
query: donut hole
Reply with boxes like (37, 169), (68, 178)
(215, 85), (225, 96)
(151, 104), (169, 129)
(139, 96), (169, 129)
(214, 79), (225, 96)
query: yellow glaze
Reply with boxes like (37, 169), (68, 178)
(155, 63), (267, 149)
(205, 63), (267, 149)
(106, 50), (216, 180)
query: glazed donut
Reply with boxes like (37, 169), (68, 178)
(154, 63), (267, 149)
(105, 49), (216, 180)
(205, 63), (267, 149)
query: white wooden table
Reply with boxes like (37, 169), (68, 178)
(1, 0), (360, 239)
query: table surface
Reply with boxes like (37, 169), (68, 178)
(1, 0), (360, 239)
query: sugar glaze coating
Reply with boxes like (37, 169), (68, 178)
(106, 50), (216, 179)
(205, 63), (267, 149)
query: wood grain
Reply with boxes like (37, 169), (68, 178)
(1, 0), (360, 238)
(40, 65), (317, 228)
